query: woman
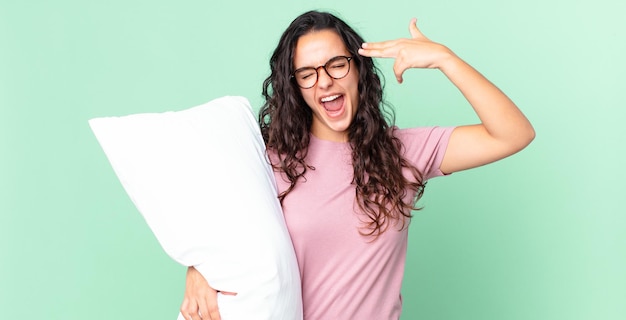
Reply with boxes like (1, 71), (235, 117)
(181, 10), (534, 320)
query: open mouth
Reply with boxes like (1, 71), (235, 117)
(320, 94), (345, 114)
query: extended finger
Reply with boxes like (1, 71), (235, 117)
(360, 39), (400, 50)
(358, 44), (399, 58)
(358, 47), (389, 58)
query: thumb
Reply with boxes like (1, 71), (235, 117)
(408, 18), (427, 40)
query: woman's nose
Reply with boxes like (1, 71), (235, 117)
(316, 67), (333, 89)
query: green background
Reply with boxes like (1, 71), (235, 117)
(1, 0), (624, 319)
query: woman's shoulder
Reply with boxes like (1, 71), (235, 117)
(393, 126), (455, 179)
(393, 126), (455, 142)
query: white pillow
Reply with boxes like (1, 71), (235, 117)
(88, 96), (302, 320)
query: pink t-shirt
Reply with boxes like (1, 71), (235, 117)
(272, 126), (454, 320)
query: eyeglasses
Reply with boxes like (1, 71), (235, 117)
(292, 56), (353, 89)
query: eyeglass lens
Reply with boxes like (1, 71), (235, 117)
(294, 56), (351, 89)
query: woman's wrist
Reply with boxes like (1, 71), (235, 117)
(434, 46), (460, 71)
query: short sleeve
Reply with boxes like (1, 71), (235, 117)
(395, 126), (455, 180)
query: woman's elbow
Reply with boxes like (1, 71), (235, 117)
(515, 124), (536, 151)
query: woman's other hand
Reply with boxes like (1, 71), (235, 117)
(180, 266), (236, 320)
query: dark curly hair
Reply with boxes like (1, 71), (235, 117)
(259, 10), (426, 237)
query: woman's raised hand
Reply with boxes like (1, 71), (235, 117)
(358, 18), (455, 83)
(360, 16), (535, 173)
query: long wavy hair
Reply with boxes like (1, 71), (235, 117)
(259, 10), (426, 237)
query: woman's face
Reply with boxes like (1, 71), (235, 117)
(293, 29), (360, 142)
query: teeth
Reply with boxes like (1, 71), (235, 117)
(321, 94), (340, 102)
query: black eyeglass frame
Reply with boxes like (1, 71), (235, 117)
(291, 56), (353, 89)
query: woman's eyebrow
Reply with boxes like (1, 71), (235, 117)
(294, 55), (345, 70)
